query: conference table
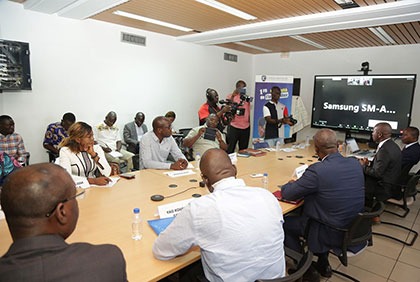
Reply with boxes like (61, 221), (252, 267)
(0, 143), (317, 282)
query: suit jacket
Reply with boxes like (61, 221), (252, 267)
(0, 234), (127, 282)
(401, 142), (420, 168)
(364, 139), (401, 201)
(282, 152), (365, 253)
(123, 121), (148, 154)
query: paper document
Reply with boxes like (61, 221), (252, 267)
(164, 169), (196, 178)
(90, 176), (120, 188)
(158, 199), (193, 218)
(109, 151), (123, 158)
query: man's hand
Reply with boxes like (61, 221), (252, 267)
(170, 159), (188, 170)
(102, 146), (112, 153)
(359, 158), (369, 166)
(198, 127), (206, 136)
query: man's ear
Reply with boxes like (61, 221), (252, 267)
(55, 203), (68, 225)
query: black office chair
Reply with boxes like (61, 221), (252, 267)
(373, 170), (420, 246)
(176, 128), (194, 161)
(46, 150), (58, 163)
(304, 202), (385, 282)
(255, 247), (313, 282)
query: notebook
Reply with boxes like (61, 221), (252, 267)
(345, 138), (375, 158)
(148, 217), (175, 235)
(273, 190), (303, 205)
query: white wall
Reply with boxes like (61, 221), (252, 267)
(253, 45), (420, 142)
(0, 1), (253, 163)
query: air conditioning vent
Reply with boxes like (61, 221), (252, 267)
(121, 32), (146, 46)
(224, 53), (237, 62)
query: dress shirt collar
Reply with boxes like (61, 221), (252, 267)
(377, 137), (391, 151)
(212, 177), (245, 191)
(404, 141), (418, 149)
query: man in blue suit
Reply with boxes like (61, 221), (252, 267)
(401, 126), (420, 168)
(282, 129), (365, 279)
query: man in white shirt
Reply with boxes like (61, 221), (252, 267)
(140, 116), (187, 170)
(153, 148), (285, 282)
(95, 111), (134, 172)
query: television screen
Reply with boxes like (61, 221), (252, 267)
(311, 74), (416, 135)
(0, 39), (32, 90)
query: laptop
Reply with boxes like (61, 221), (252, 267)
(345, 138), (375, 159)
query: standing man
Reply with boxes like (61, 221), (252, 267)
(360, 122), (401, 206)
(281, 129), (365, 279)
(95, 111), (134, 172)
(400, 126), (420, 168)
(198, 88), (230, 132)
(0, 115), (28, 165)
(43, 112), (76, 156)
(263, 86), (294, 147)
(123, 112), (147, 170)
(153, 149), (285, 281)
(0, 163), (127, 281)
(226, 80), (251, 153)
(140, 116), (188, 170)
(183, 114), (227, 156)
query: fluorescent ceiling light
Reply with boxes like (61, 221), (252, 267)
(196, 0), (257, 20)
(59, 0), (129, 19)
(234, 42), (271, 52)
(289, 35), (326, 49)
(368, 27), (396, 45)
(113, 10), (193, 32)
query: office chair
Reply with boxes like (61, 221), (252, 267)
(176, 128), (194, 161)
(255, 247), (313, 282)
(373, 170), (420, 246)
(46, 151), (58, 163)
(304, 202), (385, 282)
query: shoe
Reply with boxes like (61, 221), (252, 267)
(313, 262), (332, 278)
(302, 265), (320, 282)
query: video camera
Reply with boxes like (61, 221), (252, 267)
(219, 88), (253, 122)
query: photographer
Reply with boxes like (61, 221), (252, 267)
(183, 114), (227, 157)
(264, 86), (295, 147)
(226, 80), (251, 153)
(198, 88), (230, 132)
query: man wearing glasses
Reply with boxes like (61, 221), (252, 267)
(0, 163), (127, 281)
(140, 116), (188, 170)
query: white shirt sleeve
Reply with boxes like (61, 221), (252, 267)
(152, 204), (196, 260)
(263, 105), (271, 118)
(59, 147), (73, 175)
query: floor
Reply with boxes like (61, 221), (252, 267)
(320, 183), (420, 282)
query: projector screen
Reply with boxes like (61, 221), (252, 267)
(311, 74), (416, 135)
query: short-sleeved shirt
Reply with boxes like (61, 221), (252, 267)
(43, 122), (68, 149)
(95, 123), (121, 151)
(185, 125), (225, 156)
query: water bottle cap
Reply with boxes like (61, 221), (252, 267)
(133, 208), (140, 214)
(263, 173), (268, 176)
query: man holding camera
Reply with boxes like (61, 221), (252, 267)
(183, 114), (227, 157)
(264, 86), (295, 147)
(225, 80), (251, 153)
(198, 88), (230, 132)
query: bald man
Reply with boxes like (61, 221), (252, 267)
(95, 111), (134, 172)
(153, 149), (285, 281)
(140, 116), (188, 170)
(281, 129), (364, 279)
(361, 122), (401, 204)
(123, 112), (148, 170)
(0, 163), (127, 281)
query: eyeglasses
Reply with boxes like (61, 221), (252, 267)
(45, 188), (85, 217)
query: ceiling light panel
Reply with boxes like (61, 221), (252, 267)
(195, 0), (257, 20)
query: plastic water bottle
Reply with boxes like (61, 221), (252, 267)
(276, 140), (281, 152)
(132, 208), (142, 240)
(262, 173), (269, 190)
(195, 153), (201, 170)
(305, 136), (310, 147)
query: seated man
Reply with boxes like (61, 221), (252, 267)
(153, 149), (285, 281)
(140, 116), (188, 170)
(281, 129), (364, 279)
(400, 126), (420, 168)
(43, 112), (76, 157)
(95, 111), (134, 172)
(360, 122), (401, 205)
(183, 114), (227, 157)
(0, 163), (127, 281)
(0, 115), (28, 165)
(123, 112), (147, 170)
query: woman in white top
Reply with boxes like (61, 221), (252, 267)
(59, 122), (111, 185)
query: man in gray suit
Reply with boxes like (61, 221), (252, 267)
(0, 163), (127, 282)
(123, 112), (148, 170)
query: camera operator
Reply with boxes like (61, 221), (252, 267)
(198, 88), (230, 132)
(225, 80), (251, 153)
(264, 86), (295, 147)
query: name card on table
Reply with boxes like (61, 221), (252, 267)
(292, 164), (308, 179)
(158, 199), (192, 219)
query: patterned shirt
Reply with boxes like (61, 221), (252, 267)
(43, 122), (68, 149)
(0, 132), (27, 163)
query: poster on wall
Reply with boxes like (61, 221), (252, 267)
(253, 75), (294, 142)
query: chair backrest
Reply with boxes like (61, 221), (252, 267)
(255, 248), (313, 282)
(178, 128), (192, 137)
(404, 173), (420, 198)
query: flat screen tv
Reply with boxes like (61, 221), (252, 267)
(0, 39), (32, 91)
(311, 74), (416, 135)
